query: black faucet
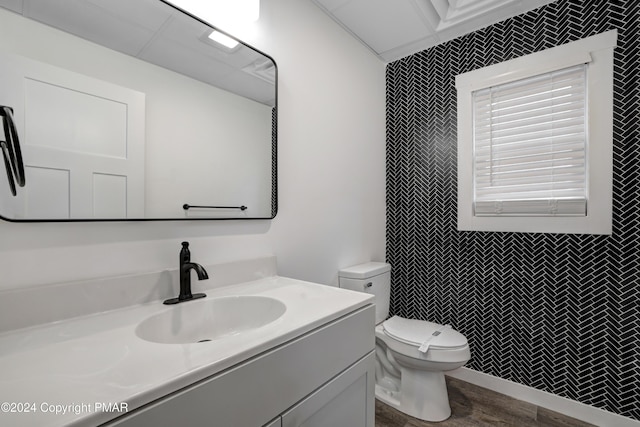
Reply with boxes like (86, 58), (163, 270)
(163, 242), (209, 305)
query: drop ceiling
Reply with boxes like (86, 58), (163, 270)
(311, 0), (557, 62)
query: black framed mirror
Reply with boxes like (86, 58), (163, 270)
(0, 0), (277, 221)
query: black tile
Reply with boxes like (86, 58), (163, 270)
(385, 0), (640, 420)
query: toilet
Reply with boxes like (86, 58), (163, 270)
(338, 262), (470, 422)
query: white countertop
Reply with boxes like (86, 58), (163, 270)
(0, 276), (374, 427)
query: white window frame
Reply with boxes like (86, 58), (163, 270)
(456, 30), (617, 235)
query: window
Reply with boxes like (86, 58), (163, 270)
(473, 64), (587, 217)
(456, 30), (617, 234)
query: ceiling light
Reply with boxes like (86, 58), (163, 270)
(208, 30), (239, 49)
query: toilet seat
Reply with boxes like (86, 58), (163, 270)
(382, 316), (468, 350)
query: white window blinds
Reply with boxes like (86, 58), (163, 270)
(472, 64), (587, 216)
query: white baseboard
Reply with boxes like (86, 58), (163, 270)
(447, 367), (640, 427)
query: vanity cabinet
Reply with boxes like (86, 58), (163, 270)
(262, 353), (374, 427)
(104, 304), (375, 427)
(280, 352), (374, 427)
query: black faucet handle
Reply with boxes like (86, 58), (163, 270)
(180, 241), (191, 263)
(164, 241), (206, 305)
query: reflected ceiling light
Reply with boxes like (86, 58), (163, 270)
(208, 30), (239, 49)
(167, 0), (260, 26)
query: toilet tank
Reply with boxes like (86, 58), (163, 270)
(338, 262), (391, 324)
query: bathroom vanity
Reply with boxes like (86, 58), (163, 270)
(109, 301), (374, 427)
(0, 257), (375, 426)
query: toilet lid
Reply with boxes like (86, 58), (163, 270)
(382, 316), (468, 349)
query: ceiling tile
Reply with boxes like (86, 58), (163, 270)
(332, 0), (432, 54)
(314, 0), (350, 12)
(23, 0), (172, 56)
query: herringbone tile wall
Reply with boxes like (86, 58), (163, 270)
(386, 0), (639, 420)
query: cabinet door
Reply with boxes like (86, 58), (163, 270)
(263, 417), (282, 427)
(282, 352), (375, 427)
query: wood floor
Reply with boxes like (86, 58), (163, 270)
(375, 376), (595, 427)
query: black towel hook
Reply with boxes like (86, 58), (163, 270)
(0, 106), (25, 196)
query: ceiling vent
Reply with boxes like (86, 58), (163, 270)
(421, 0), (513, 30)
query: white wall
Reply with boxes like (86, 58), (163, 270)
(0, 0), (386, 292)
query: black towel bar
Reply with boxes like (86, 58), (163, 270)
(183, 204), (247, 211)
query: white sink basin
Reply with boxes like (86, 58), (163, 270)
(136, 296), (286, 344)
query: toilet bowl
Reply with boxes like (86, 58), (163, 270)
(374, 317), (470, 421)
(338, 262), (470, 422)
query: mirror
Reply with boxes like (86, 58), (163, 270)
(0, 0), (277, 221)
